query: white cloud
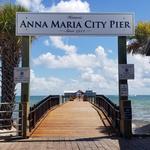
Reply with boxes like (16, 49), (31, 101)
(13, 51), (150, 96)
(44, 39), (50, 46)
(33, 51), (97, 69)
(50, 0), (90, 12)
(81, 70), (105, 84)
(50, 37), (77, 54)
(16, 0), (45, 12)
(108, 49), (113, 53)
(15, 70), (64, 95)
(33, 45), (117, 75)
(16, 0), (90, 12)
(16, 0), (31, 8)
(30, 70), (64, 95)
(127, 54), (150, 94)
(33, 45), (119, 94)
(33, 39), (150, 95)
(95, 46), (106, 57)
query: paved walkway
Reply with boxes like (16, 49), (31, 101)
(31, 99), (107, 137)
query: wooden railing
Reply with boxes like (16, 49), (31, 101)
(28, 95), (59, 132)
(0, 102), (23, 138)
(89, 95), (120, 131)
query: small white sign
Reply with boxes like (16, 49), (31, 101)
(120, 84), (128, 96)
(14, 67), (30, 83)
(119, 64), (134, 79)
(16, 13), (134, 36)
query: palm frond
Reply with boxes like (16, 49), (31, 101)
(127, 22), (150, 55)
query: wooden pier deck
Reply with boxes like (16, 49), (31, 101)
(0, 136), (150, 150)
(1, 99), (150, 150)
(31, 99), (108, 137)
(1, 136), (150, 150)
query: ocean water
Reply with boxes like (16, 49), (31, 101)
(15, 95), (47, 106)
(107, 95), (150, 134)
(107, 95), (150, 122)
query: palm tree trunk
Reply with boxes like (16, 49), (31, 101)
(0, 38), (19, 129)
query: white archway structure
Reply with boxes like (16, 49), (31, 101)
(16, 12), (134, 138)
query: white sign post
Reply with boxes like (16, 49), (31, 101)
(120, 84), (128, 96)
(16, 13), (134, 36)
(14, 67), (30, 83)
(119, 64), (134, 80)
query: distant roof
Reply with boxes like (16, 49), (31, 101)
(76, 90), (84, 93)
(64, 90), (84, 94)
(64, 91), (76, 93)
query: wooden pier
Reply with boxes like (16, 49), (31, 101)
(31, 99), (109, 137)
(1, 98), (150, 150)
(1, 136), (150, 150)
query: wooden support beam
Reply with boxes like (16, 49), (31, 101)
(21, 36), (30, 138)
(118, 36), (132, 138)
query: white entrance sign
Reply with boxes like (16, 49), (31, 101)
(120, 84), (128, 96)
(16, 13), (134, 36)
(119, 64), (134, 80)
(14, 67), (30, 83)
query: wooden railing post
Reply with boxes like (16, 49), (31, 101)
(28, 107), (31, 132)
(33, 108), (36, 129)
(18, 102), (22, 136)
(22, 101), (28, 138)
(112, 109), (116, 128)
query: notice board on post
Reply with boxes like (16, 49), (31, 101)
(14, 67), (30, 83)
(119, 64), (134, 80)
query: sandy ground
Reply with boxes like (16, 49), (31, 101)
(132, 120), (150, 135)
(0, 126), (17, 137)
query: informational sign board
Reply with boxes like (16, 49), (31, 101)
(119, 64), (134, 80)
(14, 67), (30, 83)
(16, 13), (134, 36)
(120, 84), (128, 96)
(124, 107), (132, 120)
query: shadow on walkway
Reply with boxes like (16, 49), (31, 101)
(1, 135), (150, 150)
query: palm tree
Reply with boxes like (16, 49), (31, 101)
(0, 4), (28, 129)
(127, 22), (150, 55)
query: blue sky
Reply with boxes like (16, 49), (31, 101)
(10, 0), (150, 95)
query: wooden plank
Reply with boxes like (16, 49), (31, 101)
(1, 136), (150, 150)
(0, 143), (16, 150)
(71, 141), (79, 150)
(65, 137), (73, 150)
(87, 139), (98, 150)
(94, 140), (106, 150)
(59, 137), (66, 150)
(102, 138), (119, 150)
(76, 140), (85, 150)
(46, 137), (54, 150)
(31, 99), (107, 137)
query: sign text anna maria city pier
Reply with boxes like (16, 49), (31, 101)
(16, 13), (134, 36)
